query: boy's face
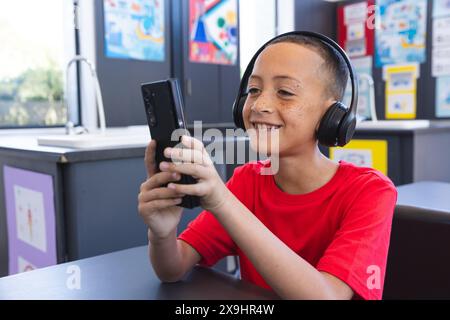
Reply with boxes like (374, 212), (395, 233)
(242, 42), (334, 157)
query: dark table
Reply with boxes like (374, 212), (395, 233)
(0, 246), (277, 300)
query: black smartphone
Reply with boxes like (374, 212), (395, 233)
(141, 79), (200, 209)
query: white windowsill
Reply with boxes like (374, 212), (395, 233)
(0, 127), (67, 137)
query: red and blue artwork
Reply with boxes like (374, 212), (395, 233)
(189, 0), (238, 65)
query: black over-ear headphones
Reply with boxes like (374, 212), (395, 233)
(232, 31), (358, 147)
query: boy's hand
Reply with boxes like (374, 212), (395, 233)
(138, 140), (185, 239)
(160, 135), (230, 213)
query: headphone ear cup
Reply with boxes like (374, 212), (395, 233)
(317, 102), (348, 147)
(337, 113), (356, 146)
(233, 95), (248, 130)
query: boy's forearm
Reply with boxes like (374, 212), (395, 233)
(148, 229), (186, 282)
(212, 192), (342, 299)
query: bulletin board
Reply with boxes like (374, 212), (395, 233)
(3, 166), (57, 275)
(338, 0), (450, 120)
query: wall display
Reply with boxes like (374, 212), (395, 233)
(432, 17), (450, 77)
(384, 64), (418, 119)
(3, 166), (57, 275)
(436, 76), (450, 117)
(433, 0), (450, 18)
(343, 56), (374, 120)
(338, 0), (375, 58)
(189, 0), (238, 65)
(375, 0), (427, 67)
(104, 0), (165, 61)
(330, 139), (388, 175)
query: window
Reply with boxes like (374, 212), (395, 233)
(239, 0), (294, 77)
(0, 0), (78, 129)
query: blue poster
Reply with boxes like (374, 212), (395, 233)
(436, 76), (450, 117)
(375, 0), (427, 67)
(104, 0), (165, 61)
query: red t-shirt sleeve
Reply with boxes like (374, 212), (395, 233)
(178, 165), (251, 267)
(316, 173), (397, 300)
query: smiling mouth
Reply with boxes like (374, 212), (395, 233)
(250, 122), (282, 130)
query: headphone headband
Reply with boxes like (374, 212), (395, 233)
(233, 31), (358, 147)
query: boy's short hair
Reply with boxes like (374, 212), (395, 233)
(269, 34), (349, 101)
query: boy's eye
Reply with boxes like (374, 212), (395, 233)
(247, 88), (261, 95)
(278, 90), (294, 97)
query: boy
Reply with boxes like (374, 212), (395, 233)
(138, 34), (397, 300)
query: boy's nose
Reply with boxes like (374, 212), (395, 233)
(251, 98), (274, 114)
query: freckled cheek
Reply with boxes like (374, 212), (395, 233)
(279, 105), (306, 128)
(281, 105), (319, 136)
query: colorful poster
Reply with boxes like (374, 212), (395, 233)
(375, 0), (427, 67)
(189, 0), (238, 65)
(3, 166), (57, 275)
(432, 0), (450, 18)
(432, 17), (450, 77)
(436, 76), (450, 117)
(338, 0), (375, 58)
(330, 140), (388, 175)
(344, 56), (374, 120)
(384, 64), (418, 119)
(104, 0), (165, 61)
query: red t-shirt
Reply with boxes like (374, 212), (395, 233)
(178, 160), (397, 300)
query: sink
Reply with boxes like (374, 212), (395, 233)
(37, 126), (151, 149)
(356, 120), (431, 130)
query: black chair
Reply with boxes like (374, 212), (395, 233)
(383, 205), (450, 299)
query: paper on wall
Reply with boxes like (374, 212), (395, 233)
(384, 64), (418, 119)
(432, 0), (450, 18)
(386, 92), (416, 118)
(375, 0), (427, 67)
(18, 256), (37, 273)
(432, 17), (450, 77)
(433, 48), (450, 77)
(344, 2), (368, 25)
(343, 56), (373, 119)
(346, 39), (367, 58)
(436, 76), (450, 117)
(347, 22), (366, 41)
(14, 185), (47, 253)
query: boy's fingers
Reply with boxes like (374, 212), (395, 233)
(141, 198), (183, 210)
(167, 181), (206, 197)
(181, 135), (205, 153)
(141, 171), (181, 191)
(144, 140), (157, 179)
(160, 161), (207, 179)
(164, 147), (210, 166)
(139, 187), (185, 203)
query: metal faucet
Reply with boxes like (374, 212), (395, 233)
(358, 72), (378, 122)
(65, 55), (106, 134)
